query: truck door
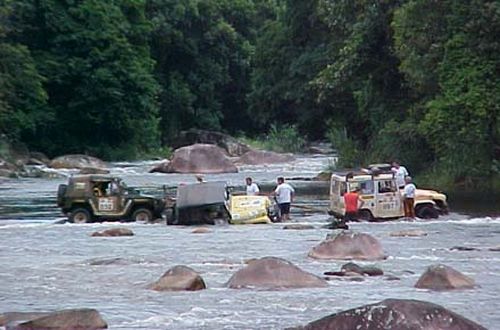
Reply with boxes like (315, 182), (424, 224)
(375, 179), (401, 218)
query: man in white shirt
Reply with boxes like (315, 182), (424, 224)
(392, 161), (409, 188)
(402, 176), (416, 218)
(271, 177), (295, 221)
(245, 177), (260, 196)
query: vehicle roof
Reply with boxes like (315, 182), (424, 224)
(331, 167), (394, 181)
(69, 175), (118, 183)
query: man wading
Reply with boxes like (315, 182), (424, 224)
(403, 176), (416, 218)
(344, 187), (364, 222)
(271, 177), (295, 222)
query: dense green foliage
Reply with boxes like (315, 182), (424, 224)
(0, 0), (498, 186)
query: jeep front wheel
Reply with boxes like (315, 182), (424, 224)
(415, 205), (439, 219)
(69, 208), (91, 224)
(132, 208), (153, 222)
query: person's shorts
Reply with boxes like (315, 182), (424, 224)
(279, 203), (291, 214)
(344, 211), (358, 222)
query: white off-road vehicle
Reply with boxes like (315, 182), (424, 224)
(328, 165), (448, 221)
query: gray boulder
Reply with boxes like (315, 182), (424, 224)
(173, 129), (251, 156)
(237, 150), (295, 165)
(50, 154), (107, 169)
(226, 256), (328, 289)
(149, 265), (206, 291)
(289, 298), (486, 330)
(5, 309), (107, 330)
(415, 264), (475, 291)
(166, 144), (238, 173)
(309, 231), (386, 260)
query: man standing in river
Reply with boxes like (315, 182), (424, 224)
(403, 176), (416, 218)
(245, 177), (260, 195)
(271, 177), (295, 222)
(343, 187), (364, 222)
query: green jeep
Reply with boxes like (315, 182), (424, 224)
(57, 175), (165, 223)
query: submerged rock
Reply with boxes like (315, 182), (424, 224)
(49, 154), (107, 170)
(5, 308), (107, 330)
(289, 298), (486, 330)
(309, 231), (385, 260)
(390, 229), (428, 237)
(192, 227), (211, 234)
(226, 257), (328, 289)
(237, 150), (295, 165)
(415, 264), (475, 291)
(450, 246), (481, 251)
(324, 262), (383, 277)
(149, 265), (206, 291)
(91, 227), (134, 237)
(166, 144), (238, 173)
(283, 224), (315, 230)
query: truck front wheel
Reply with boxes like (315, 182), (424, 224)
(132, 208), (153, 222)
(415, 205), (439, 219)
(69, 208), (92, 224)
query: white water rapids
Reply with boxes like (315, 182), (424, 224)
(0, 155), (499, 329)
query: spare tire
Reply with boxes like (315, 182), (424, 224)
(57, 184), (67, 207)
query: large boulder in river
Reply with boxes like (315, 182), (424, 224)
(166, 144), (238, 173)
(226, 257), (328, 289)
(415, 264), (475, 291)
(308, 231), (385, 260)
(49, 154), (107, 169)
(149, 265), (206, 291)
(237, 150), (295, 165)
(289, 298), (486, 330)
(173, 129), (252, 156)
(5, 308), (107, 330)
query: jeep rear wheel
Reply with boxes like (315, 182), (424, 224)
(69, 208), (91, 224)
(358, 209), (374, 222)
(132, 208), (153, 222)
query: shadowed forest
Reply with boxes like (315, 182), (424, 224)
(0, 0), (498, 188)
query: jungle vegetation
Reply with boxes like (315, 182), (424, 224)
(0, 0), (498, 188)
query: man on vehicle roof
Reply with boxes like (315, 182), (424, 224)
(392, 161), (409, 189)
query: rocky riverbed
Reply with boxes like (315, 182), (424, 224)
(0, 156), (499, 329)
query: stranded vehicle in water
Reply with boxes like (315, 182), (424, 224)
(329, 164), (448, 221)
(57, 176), (276, 224)
(57, 175), (165, 223)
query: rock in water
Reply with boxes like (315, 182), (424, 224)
(390, 229), (427, 237)
(172, 129), (252, 156)
(415, 264), (475, 291)
(49, 154), (107, 169)
(166, 144), (238, 173)
(149, 265), (206, 291)
(308, 231), (385, 260)
(283, 224), (315, 230)
(6, 308), (107, 330)
(237, 150), (295, 165)
(192, 227), (211, 234)
(226, 257), (328, 289)
(289, 299), (486, 330)
(91, 227), (134, 237)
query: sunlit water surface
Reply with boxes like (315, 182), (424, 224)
(0, 156), (499, 329)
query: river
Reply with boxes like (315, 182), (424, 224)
(0, 155), (499, 329)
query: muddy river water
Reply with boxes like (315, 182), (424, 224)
(0, 156), (499, 329)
